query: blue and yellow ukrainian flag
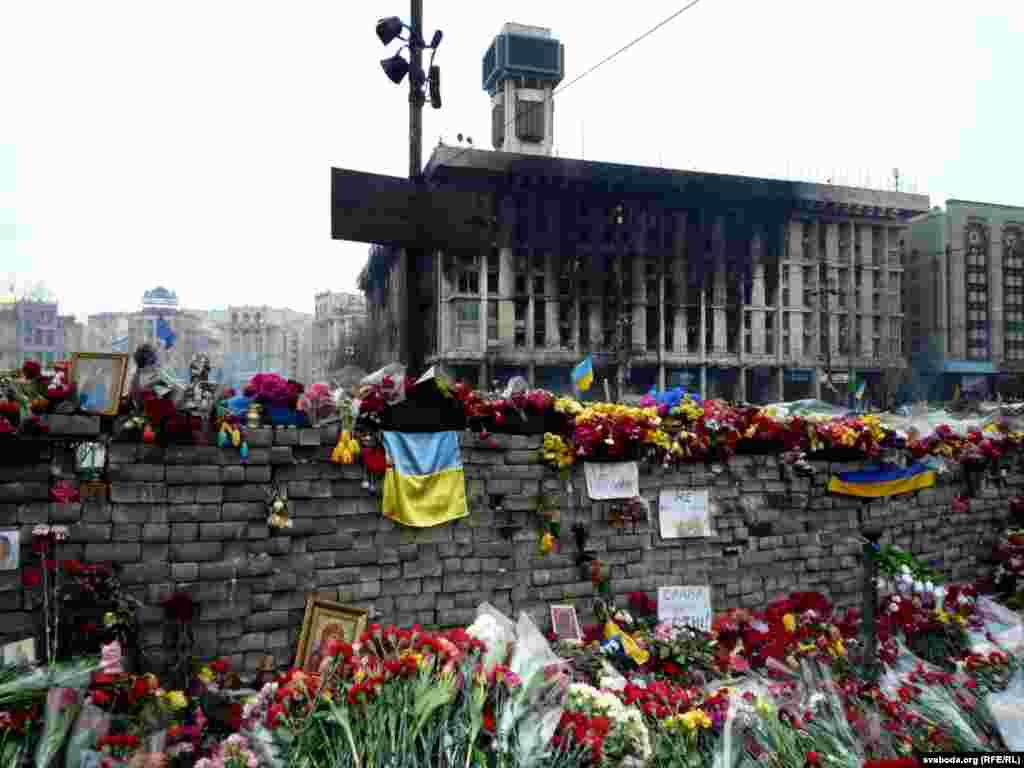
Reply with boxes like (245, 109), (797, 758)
(854, 379), (867, 400)
(381, 431), (468, 528)
(828, 462), (936, 498)
(572, 356), (594, 392)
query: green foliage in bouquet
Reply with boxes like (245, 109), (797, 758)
(874, 546), (942, 585)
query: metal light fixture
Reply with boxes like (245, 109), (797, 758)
(380, 52), (410, 84)
(376, 16), (405, 46)
(428, 65), (441, 109)
(375, 14), (444, 110)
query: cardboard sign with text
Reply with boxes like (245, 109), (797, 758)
(584, 462), (639, 500)
(658, 488), (712, 539)
(657, 586), (712, 632)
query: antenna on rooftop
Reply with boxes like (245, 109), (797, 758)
(893, 168), (900, 192)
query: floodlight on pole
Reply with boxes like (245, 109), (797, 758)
(375, 12), (443, 107)
(373, 1), (445, 375)
(376, 16), (406, 45)
(380, 51), (411, 84)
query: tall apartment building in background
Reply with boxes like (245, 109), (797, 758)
(360, 23), (929, 402)
(0, 302), (15, 370)
(15, 301), (64, 367)
(0, 277), (83, 369)
(312, 291), (367, 380)
(215, 305), (312, 388)
(905, 199), (1024, 398)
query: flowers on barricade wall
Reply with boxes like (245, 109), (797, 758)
(1, 584), (1023, 766)
(557, 682), (651, 765)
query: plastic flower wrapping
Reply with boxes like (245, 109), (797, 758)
(298, 383), (335, 423)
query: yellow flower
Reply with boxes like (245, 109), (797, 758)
(542, 433), (575, 470)
(163, 690), (188, 710)
(782, 613), (797, 633)
(678, 709), (712, 731)
(554, 397), (583, 416)
(935, 610), (951, 625)
(754, 697), (774, 718)
(322, 690), (333, 704)
(831, 639), (846, 658)
(539, 532), (555, 555)
(402, 651), (423, 668)
(646, 429), (671, 450)
(954, 614), (968, 627)
(197, 667), (214, 685)
(103, 612), (117, 628)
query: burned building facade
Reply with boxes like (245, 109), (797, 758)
(359, 22), (929, 401)
(362, 146), (929, 402)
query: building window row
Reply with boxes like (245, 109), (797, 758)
(965, 225), (990, 360)
(1005, 228), (1024, 360)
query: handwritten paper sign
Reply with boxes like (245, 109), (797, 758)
(658, 586), (712, 631)
(658, 488), (712, 539)
(550, 604), (583, 641)
(584, 462), (639, 500)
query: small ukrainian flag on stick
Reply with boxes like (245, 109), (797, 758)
(572, 356), (594, 393)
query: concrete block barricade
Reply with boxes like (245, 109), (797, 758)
(0, 425), (1013, 672)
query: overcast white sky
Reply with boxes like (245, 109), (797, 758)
(2, 1), (1023, 320)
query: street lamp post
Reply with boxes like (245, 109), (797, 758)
(375, 8), (444, 377)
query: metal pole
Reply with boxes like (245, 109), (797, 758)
(822, 282), (832, 401)
(408, 0), (423, 180)
(848, 266), (856, 411)
(405, 0), (425, 376)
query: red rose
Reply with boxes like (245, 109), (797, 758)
(130, 678), (150, 701)
(22, 361), (41, 380)
(21, 567), (41, 588)
(324, 638), (343, 658)
(30, 536), (51, 555)
(91, 690), (111, 707)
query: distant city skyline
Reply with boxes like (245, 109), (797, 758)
(1, 275), (328, 324)
(4, 2), (1022, 322)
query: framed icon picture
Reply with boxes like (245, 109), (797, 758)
(72, 353), (130, 417)
(0, 529), (18, 571)
(295, 597), (368, 675)
(550, 604), (582, 642)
